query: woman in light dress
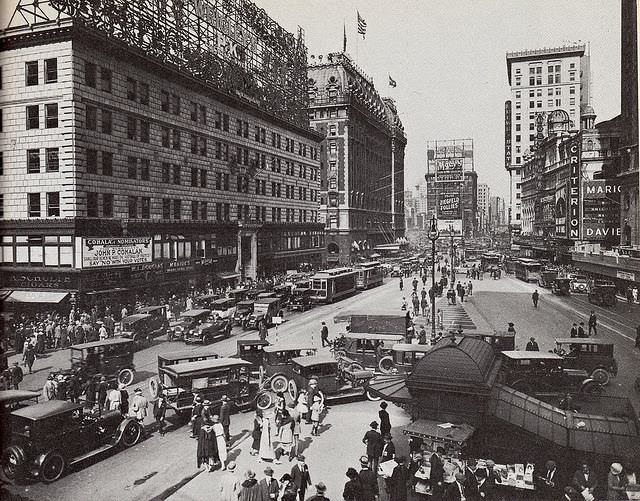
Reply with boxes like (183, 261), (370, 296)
(106, 383), (121, 411)
(258, 413), (276, 462)
(212, 414), (228, 470)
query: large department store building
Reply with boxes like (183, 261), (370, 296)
(0, 0), (325, 304)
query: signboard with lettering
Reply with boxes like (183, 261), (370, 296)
(582, 180), (622, 241)
(555, 185), (567, 237)
(1, 270), (79, 290)
(504, 100), (512, 168)
(438, 220), (463, 234)
(437, 193), (461, 219)
(435, 158), (464, 183)
(568, 137), (581, 240)
(81, 237), (152, 269)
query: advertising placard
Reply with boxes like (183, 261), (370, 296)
(438, 220), (463, 234)
(568, 137), (581, 239)
(82, 237), (152, 269)
(554, 185), (567, 237)
(437, 193), (461, 219)
(582, 180), (622, 241)
(435, 158), (464, 182)
(504, 100), (512, 168)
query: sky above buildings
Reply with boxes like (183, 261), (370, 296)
(254, 0), (622, 199)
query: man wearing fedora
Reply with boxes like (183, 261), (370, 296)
(291, 454), (312, 501)
(259, 466), (280, 501)
(358, 455), (379, 501)
(381, 433), (396, 463)
(220, 394), (232, 442)
(306, 482), (329, 501)
(238, 469), (261, 501)
(388, 456), (409, 501)
(362, 421), (383, 474)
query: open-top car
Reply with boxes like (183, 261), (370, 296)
(553, 338), (618, 385)
(184, 317), (232, 345)
(286, 354), (378, 404)
(156, 358), (272, 416)
(1, 400), (142, 483)
(52, 339), (136, 390)
(498, 351), (602, 395)
(167, 309), (211, 341)
(261, 344), (318, 393)
(232, 300), (255, 328)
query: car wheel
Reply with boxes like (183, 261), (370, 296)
(349, 362), (364, 372)
(366, 389), (381, 401)
(148, 377), (160, 400)
(256, 391), (274, 411)
(378, 356), (394, 374)
(121, 420), (142, 447)
(580, 380), (603, 395)
(118, 368), (135, 387)
(203, 336), (211, 345)
(316, 390), (325, 407)
(288, 379), (298, 402)
(271, 374), (288, 393)
(40, 451), (65, 483)
(590, 368), (610, 385)
(2, 445), (26, 482)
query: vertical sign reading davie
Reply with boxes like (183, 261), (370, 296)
(568, 137), (581, 239)
(82, 237), (152, 269)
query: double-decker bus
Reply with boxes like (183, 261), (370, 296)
(480, 252), (502, 271)
(514, 258), (543, 283)
(354, 261), (384, 289)
(310, 267), (357, 303)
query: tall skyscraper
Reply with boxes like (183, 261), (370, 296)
(505, 44), (590, 233)
(477, 184), (490, 233)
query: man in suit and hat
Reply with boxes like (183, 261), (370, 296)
(362, 421), (383, 474)
(220, 394), (232, 442)
(305, 379), (319, 424)
(190, 394), (203, 438)
(291, 454), (311, 501)
(259, 466), (279, 501)
(358, 455), (379, 501)
(443, 471), (466, 501)
(537, 459), (560, 498)
(306, 482), (329, 501)
(381, 433), (396, 463)
(320, 321), (329, 347)
(430, 446), (446, 498)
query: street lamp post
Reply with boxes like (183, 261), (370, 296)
(427, 215), (440, 340)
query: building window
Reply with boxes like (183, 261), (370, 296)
(191, 200), (199, 220)
(26, 61), (38, 86)
(515, 102), (521, 110)
(555, 99), (561, 107)
(46, 192), (60, 217)
(200, 105), (207, 125)
(199, 137), (207, 157)
(85, 61), (97, 87)
(515, 124), (521, 131)
(556, 88), (561, 96)
(86, 148), (97, 173)
(529, 122), (535, 130)
(536, 101), (542, 108)
(127, 78), (137, 100)
(44, 58), (57, 84)
(101, 109), (112, 134)
(171, 94), (180, 115)
(128, 196), (137, 218)
(161, 90), (170, 112)
(103, 193), (113, 217)
(139, 83), (149, 105)
(191, 134), (198, 154)
(27, 149), (40, 173)
(127, 116), (137, 140)
(172, 165), (180, 184)
(44, 103), (58, 128)
(161, 127), (170, 148)
(26, 105), (39, 129)
(163, 198), (171, 219)
(141, 197), (150, 219)
(46, 148), (59, 172)
(529, 90), (535, 98)
(87, 192), (98, 217)
(173, 199), (181, 219)
(515, 77), (521, 86)
(515, 135), (521, 142)
(172, 129), (181, 150)
(515, 91), (521, 98)
(191, 167), (198, 187)
(28, 193), (40, 217)
(223, 173), (229, 190)
(127, 156), (137, 179)
(529, 134), (535, 141)
(190, 101), (198, 121)
(547, 99), (553, 107)
(140, 158), (150, 180)
(569, 97), (576, 105)
(140, 120), (150, 143)
(100, 67), (112, 92)
(200, 169), (207, 188)
(201, 201), (207, 220)
(515, 113), (521, 121)
(223, 113), (229, 131)
(86, 105), (97, 130)
(102, 151), (113, 176)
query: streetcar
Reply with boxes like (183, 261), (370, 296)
(480, 252), (501, 272)
(514, 258), (542, 283)
(354, 261), (384, 289)
(310, 267), (357, 303)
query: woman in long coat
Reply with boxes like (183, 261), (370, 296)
(196, 417), (218, 471)
(250, 410), (262, 455)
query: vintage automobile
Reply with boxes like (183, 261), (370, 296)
(498, 351), (602, 395)
(272, 284), (292, 307)
(261, 344), (318, 393)
(210, 298), (237, 320)
(246, 297), (284, 329)
(1, 400), (142, 483)
(192, 293), (220, 309)
(232, 300), (255, 328)
(458, 331), (516, 353)
(570, 275), (590, 294)
(52, 338), (136, 389)
(288, 286), (314, 312)
(167, 309), (211, 341)
(551, 278), (572, 295)
(156, 346), (221, 380)
(285, 354), (378, 404)
(538, 270), (558, 288)
(227, 287), (249, 303)
(234, 339), (270, 369)
(334, 332), (406, 372)
(390, 266), (403, 278)
(377, 343), (431, 374)
(588, 281), (617, 307)
(553, 338), (618, 385)
(183, 317), (232, 345)
(119, 305), (168, 347)
(0, 390), (40, 452)
(155, 357), (272, 416)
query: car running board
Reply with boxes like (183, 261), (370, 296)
(68, 443), (114, 466)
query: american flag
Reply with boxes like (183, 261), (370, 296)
(357, 11), (367, 38)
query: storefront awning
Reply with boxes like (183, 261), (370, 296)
(4, 291), (70, 303)
(218, 273), (240, 280)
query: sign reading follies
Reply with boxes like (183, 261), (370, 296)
(81, 237), (152, 269)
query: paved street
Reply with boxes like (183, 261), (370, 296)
(5, 272), (639, 500)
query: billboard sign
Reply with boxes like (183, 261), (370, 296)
(554, 185), (567, 237)
(438, 193), (461, 219)
(568, 137), (581, 239)
(582, 180), (622, 241)
(438, 219), (463, 234)
(435, 158), (464, 182)
(82, 237), (152, 269)
(504, 100), (512, 168)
